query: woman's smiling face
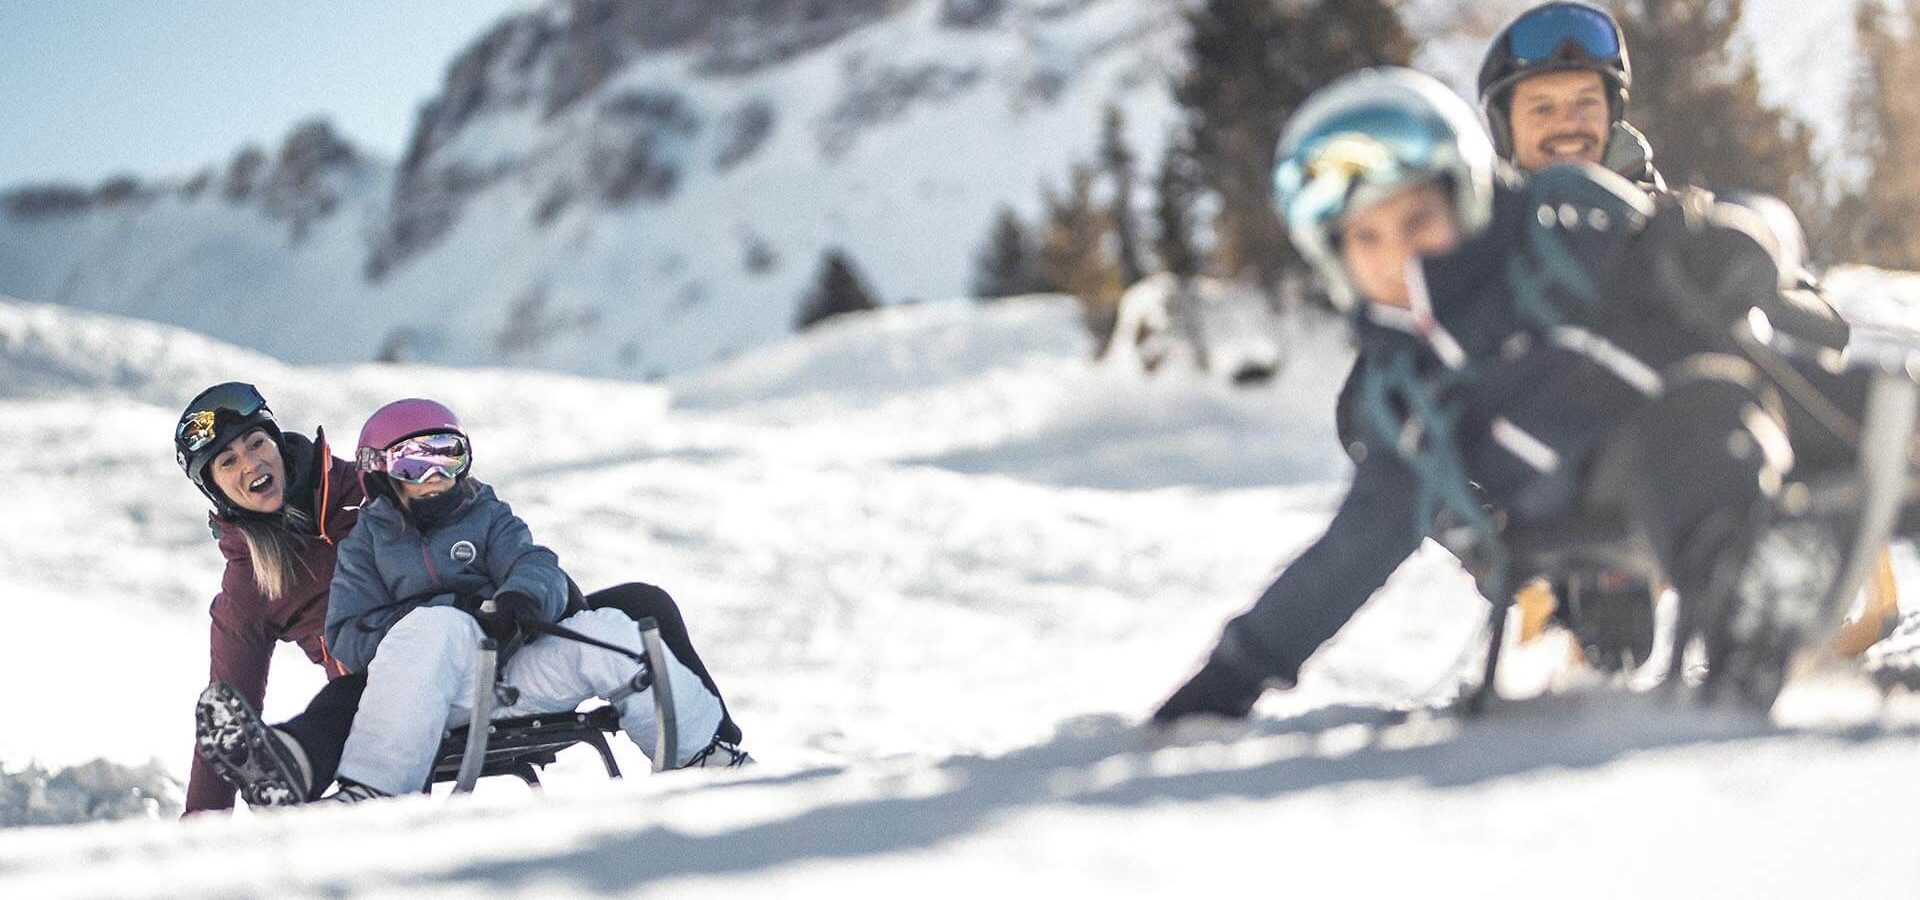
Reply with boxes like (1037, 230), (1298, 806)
(209, 427), (286, 515)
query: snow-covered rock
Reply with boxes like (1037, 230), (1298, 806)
(1102, 273), (1295, 383)
(0, 761), (180, 828)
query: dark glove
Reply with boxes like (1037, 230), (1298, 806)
(1636, 201), (1784, 341)
(1151, 656), (1265, 726)
(473, 590), (542, 646)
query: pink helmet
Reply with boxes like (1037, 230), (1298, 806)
(355, 398), (468, 498)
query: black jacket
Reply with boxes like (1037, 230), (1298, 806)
(1217, 162), (1777, 684)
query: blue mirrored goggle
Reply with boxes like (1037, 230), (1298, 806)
(1278, 108), (1445, 231)
(1507, 4), (1621, 65)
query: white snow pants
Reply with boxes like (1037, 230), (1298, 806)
(336, 606), (725, 795)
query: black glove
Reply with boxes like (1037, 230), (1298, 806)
(1635, 201), (1784, 341)
(474, 590), (542, 646)
(1151, 656), (1265, 726)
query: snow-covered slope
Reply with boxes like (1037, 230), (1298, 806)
(4, 291), (1920, 896)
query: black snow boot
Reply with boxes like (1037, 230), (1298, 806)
(1867, 611), (1920, 693)
(195, 681), (314, 807)
(1696, 518), (1845, 711)
(680, 736), (754, 769)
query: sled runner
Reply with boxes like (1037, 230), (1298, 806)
(429, 614), (679, 793)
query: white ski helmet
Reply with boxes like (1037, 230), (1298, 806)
(1274, 67), (1497, 312)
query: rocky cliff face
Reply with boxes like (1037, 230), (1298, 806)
(5, 118), (371, 246)
(372, 0), (918, 278)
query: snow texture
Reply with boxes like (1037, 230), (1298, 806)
(2, 281), (1918, 897)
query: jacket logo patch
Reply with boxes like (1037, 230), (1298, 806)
(450, 540), (478, 564)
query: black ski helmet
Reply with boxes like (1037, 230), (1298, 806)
(1478, 1), (1631, 158)
(175, 381), (283, 516)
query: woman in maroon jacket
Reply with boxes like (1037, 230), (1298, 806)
(176, 382), (367, 813)
(178, 382), (746, 812)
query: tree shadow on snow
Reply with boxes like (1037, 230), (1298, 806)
(408, 694), (1920, 894)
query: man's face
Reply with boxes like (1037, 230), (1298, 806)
(1338, 182), (1461, 311)
(1507, 69), (1610, 171)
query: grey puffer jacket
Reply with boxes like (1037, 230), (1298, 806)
(323, 480), (569, 673)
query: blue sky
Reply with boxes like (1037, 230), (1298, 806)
(0, 1), (536, 187)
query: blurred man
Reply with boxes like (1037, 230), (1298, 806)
(1475, 1), (1879, 666)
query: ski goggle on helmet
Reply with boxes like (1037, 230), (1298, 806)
(176, 382), (284, 511)
(1273, 67), (1495, 312)
(360, 432), (471, 484)
(355, 398), (472, 488)
(1504, 2), (1621, 68)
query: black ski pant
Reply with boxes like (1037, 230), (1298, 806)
(583, 583), (742, 744)
(275, 672), (365, 800)
(274, 581), (738, 798)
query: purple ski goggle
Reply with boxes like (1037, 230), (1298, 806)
(358, 432), (471, 484)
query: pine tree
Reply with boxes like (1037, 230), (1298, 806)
(1100, 105), (1148, 287)
(1175, 0), (1412, 298)
(1038, 165), (1123, 345)
(1610, 0), (1824, 245)
(1153, 133), (1210, 371)
(795, 249), (879, 330)
(1153, 134), (1204, 281)
(1834, 0), (1920, 268)
(972, 207), (1041, 299)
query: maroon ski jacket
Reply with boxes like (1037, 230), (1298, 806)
(186, 432), (364, 813)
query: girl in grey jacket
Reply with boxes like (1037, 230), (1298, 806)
(322, 398), (734, 800)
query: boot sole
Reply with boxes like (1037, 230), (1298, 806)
(194, 683), (305, 807)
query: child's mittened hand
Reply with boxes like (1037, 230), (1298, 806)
(490, 591), (541, 625)
(473, 591), (540, 643)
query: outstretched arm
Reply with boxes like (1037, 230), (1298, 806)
(1156, 451), (1427, 723)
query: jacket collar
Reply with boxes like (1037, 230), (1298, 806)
(360, 479), (490, 534)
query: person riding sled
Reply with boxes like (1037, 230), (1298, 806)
(1329, 1), (1872, 675)
(178, 385), (749, 812)
(1152, 67), (1920, 725)
(319, 398), (746, 802)
(1475, 1), (1900, 663)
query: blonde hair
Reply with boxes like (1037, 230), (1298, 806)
(230, 506), (315, 602)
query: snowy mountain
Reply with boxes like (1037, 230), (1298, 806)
(0, 0), (1866, 380)
(5, 285), (1920, 895)
(0, 0), (1187, 377)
